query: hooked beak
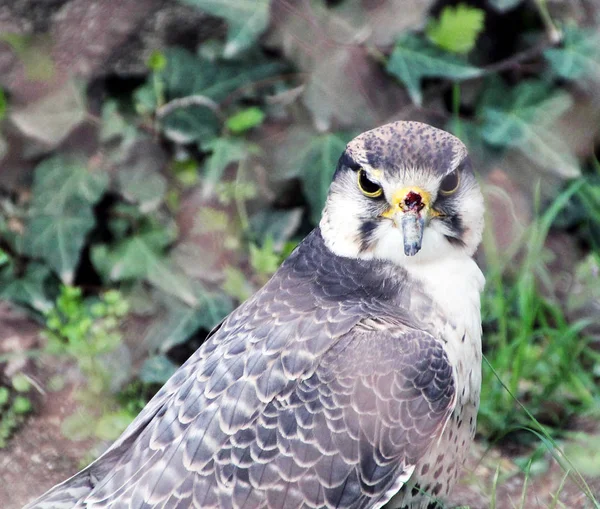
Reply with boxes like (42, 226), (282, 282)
(381, 187), (433, 256)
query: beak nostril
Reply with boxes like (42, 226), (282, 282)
(404, 191), (425, 212)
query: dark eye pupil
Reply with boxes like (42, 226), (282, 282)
(441, 172), (459, 192)
(359, 170), (381, 194)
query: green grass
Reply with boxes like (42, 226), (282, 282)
(477, 177), (600, 507)
(479, 180), (598, 438)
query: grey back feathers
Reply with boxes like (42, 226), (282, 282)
(26, 229), (456, 509)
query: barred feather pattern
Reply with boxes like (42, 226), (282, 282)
(26, 229), (457, 509)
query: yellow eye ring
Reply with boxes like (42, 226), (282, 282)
(357, 168), (383, 198)
(439, 170), (460, 195)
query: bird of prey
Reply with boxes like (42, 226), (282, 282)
(26, 121), (485, 509)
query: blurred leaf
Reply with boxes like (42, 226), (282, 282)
(222, 265), (253, 302)
(202, 138), (253, 194)
(426, 4), (485, 54)
(487, 0), (523, 12)
(147, 50), (167, 72)
(139, 355), (179, 384)
(91, 229), (198, 307)
(10, 80), (86, 147)
(0, 89), (6, 121)
(23, 157), (108, 283)
(250, 237), (280, 276)
(28, 156), (108, 212)
(116, 164), (167, 213)
(178, 0), (271, 57)
(142, 290), (232, 353)
(0, 262), (54, 313)
(268, 1), (410, 129)
(249, 208), (303, 251)
(94, 411), (133, 441)
(162, 105), (220, 146)
(171, 159), (200, 187)
(544, 25), (600, 81)
(563, 434), (600, 477)
(160, 47), (285, 102)
(479, 79), (579, 177)
(154, 47), (285, 144)
(100, 100), (137, 143)
(387, 34), (481, 105)
(293, 132), (350, 224)
(0, 34), (54, 81)
(226, 107), (265, 133)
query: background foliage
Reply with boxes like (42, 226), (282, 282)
(1, 0), (600, 507)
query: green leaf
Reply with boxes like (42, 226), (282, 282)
(387, 34), (481, 105)
(21, 156), (107, 282)
(249, 208), (303, 251)
(116, 163), (167, 213)
(91, 229), (198, 307)
(0, 263), (54, 313)
(139, 355), (179, 384)
(487, 0), (523, 12)
(250, 237), (280, 276)
(288, 132), (350, 225)
(162, 105), (220, 146)
(178, 0), (271, 57)
(142, 290), (232, 353)
(0, 387), (9, 406)
(147, 50), (167, 72)
(160, 47), (285, 103)
(479, 79), (579, 177)
(226, 107), (265, 134)
(152, 47), (284, 144)
(544, 25), (600, 81)
(0, 88), (6, 121)
(24, 199), (95, 283)
(12, 396), (31, 415)
(221, 266), (253, 302)
(426, 4), (485, 54)
(10, 80), (86, 147)
(100, 100), (137, 143)
(11, 374), (31, 393)
(28, 156), (108, 214)
(202, 138), (252, 193)
(95, 411), (133, 440)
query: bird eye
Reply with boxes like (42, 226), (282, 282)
(439, 170), (460, 195)
(357, 169), (383, 198)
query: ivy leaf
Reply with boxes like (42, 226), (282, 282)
(284, 132), (351, 225)
(91, 229), (198, 307)
(178, 0), (271, 57)
(154, 47), (285, 144)
(387, 34), (481, 105)
(487, 0), (523, 12)
(544, 25), (600, 81)
(426, 4), (485, 55)
(479, 79), (579, 177)
(226, 107), (265, 134)
(0, 262), (54, 313)
(139, 355), (179, 384)
(160, 47), (285, 102)
(22, 157), (108, 283)
(141, 290), (232, 354)
(11, 80), (86, 147)
(249, 208), (303, 251)
(27, 156), (108, 212)
(202, 138), (257, 195)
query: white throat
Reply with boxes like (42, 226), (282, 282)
(320, 213), (485, 336)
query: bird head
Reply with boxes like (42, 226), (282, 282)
(320, 121), (484, 264)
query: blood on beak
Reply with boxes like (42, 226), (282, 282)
(381, 187), (431, 256)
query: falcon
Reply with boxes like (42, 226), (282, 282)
(26, 121), (485, 509)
